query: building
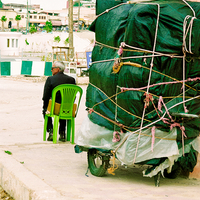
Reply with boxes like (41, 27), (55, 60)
(0, 8), (18, 29)
(0, 32), (21, 56)
(1, 1), (96, 31)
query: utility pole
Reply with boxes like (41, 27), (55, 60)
(26, 0), (29, 34)
(78, 0), (80, 31)
(68, 0), (74, 60)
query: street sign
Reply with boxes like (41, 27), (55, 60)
(86, 51), (92, 68)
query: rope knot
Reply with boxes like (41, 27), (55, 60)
(112, 131), (121, 142)
(113, 57), (122, 73)
(88, 108), (94, 114)
(117, 46), (123, 56)
(144, 92), (154, 108)
(120, 87), (127, 92)
(120, 42), (126, 47)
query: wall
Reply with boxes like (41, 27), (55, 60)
(0, 32), (22, 56)
(0, 60), (77, 80)
(0, 60), (52, 76)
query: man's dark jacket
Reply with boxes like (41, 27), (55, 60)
(42, 71), (76, 110)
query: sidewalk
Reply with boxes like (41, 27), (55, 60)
(0, 77), (200, 200)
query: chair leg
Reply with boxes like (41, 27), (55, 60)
(67, 120), (71, 141)
(43, 115), (48, 141)
(71, 118), (75, 144)
(53, 116), (59, 144)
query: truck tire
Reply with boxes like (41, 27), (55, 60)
(87, 149), (109, 177)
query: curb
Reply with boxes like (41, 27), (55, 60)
(0, 151), (65, 200)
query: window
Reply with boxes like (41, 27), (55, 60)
(44, 16), (46, 19)
(34, 16), (37, 19)
(30, 15), (32, 19)
(7, 39), (10, 48)
(12, 39), (14, 47)
(21, 15), (24, 18)
(16, 39), (18, 48)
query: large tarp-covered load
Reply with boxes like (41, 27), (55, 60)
(76, 0), (200, 175)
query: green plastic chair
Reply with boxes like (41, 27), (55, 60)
(43, 84), (83, 144)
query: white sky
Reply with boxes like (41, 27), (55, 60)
(2, 0), (68, 10)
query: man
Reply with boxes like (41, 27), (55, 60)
(42, 61), (76, 141)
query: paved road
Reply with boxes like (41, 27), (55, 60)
(0, 77), (200, 200)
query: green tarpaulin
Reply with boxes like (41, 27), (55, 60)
(84, 0), (200, 172)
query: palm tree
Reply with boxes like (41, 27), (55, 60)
(1, 16), (7, 32)
(15, 15), (21, 32)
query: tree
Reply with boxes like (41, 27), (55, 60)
(64, 37), (69, 45)
(29, 24), (37, 34)
(43, 21), (52, 33)
(54, 36), (61, 43)
(15, 15), (21, 32)
(1, 16), (7, 31)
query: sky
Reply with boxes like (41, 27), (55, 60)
(2, 0), (68, 10)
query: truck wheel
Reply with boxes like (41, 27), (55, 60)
(87, 149), (109, 177)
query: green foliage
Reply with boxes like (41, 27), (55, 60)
(15, 15), (21, 21)
(54, 36), (61, 43)
(11, 28), (17, 32)
(1, 16), (7, 22)
(41, 53), (52, 61)
(5, 151), (12, 155)
(25, 38), (29, 45)
(43, 21), (53, 33)
(29, 24), (37, 34)
(73, 2), (83, 7)
(64, 37), (69, 45)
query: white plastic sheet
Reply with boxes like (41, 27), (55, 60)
(76, 116), (180, 165)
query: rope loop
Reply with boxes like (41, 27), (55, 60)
(183, 15), (196, 55)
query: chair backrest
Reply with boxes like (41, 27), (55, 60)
(50, 84), (83, 118)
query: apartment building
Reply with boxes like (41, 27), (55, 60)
(1, 2), (96, 30)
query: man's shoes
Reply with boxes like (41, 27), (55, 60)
(47, 129), (53, 141)
(59, 131), (66, 142)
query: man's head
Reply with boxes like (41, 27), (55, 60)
(51, 61), (65, 75)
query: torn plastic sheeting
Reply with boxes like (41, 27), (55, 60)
(76, 116), (179, 165)
(143, 137), (200, 178)
(143, 155), (179, 178)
